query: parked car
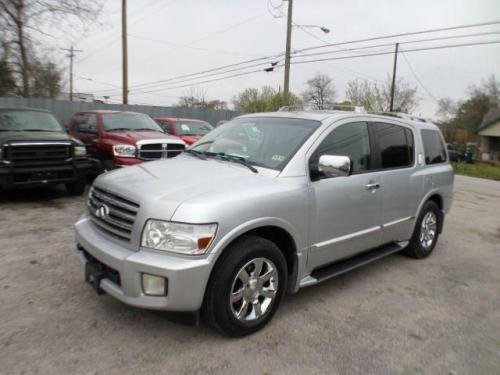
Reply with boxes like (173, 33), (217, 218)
(0, 107), (93, 195)
(445, 143), (464, 162)
(154, 117), (213, 145)
(75, 110), (453, 336)
(68, 110), (185, 171)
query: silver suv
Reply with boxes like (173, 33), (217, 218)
(75, 110), (454, 336)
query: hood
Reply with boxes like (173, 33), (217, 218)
(0, 130), (73, 144)
(94, 154), (279, 221)
(102, 130), (182, 145)
(180, 135), (201, 145)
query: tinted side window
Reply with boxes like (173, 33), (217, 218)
(373, 122), (413, 168)
(73, 114), (88, 132)
(421, 129), (447, 164)
(313, 122), (371, 174)
(86, 114), (98, 133)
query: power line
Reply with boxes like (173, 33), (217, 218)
(126, 39), (500, 96)
(400, 52), (439, 102)
(127, 34), (259, 56)
(293, 30), (500, 59)
(292, 19), (500, 55)
(96, 33), (500, 96)
(92, 20), (500, 94)
(76, 0), (177, 63)
(291, 39), (500, 65)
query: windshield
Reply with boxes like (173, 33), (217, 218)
(0, 110), (63, 132)
(102, 113), (163, 132)
(190, 117), (320, 170)
(174, 120), (213, 136)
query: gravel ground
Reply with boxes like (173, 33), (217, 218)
(1, 174), (499, 375)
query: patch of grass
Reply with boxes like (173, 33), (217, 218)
(452, 162), (500, 181)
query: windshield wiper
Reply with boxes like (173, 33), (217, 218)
(107, 127), (130, 132)
(208, 152), (258, 173)
(184, 149), (207, 160)
(135, 128), (157, 131)
(21, 129), (60, 132)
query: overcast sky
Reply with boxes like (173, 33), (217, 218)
(63, 0), (500, 118)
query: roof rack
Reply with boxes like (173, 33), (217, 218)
(278, 104), (367, 113)
(368, 111), (431, 123)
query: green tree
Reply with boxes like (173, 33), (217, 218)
(233, 86), (301, 113)
(437, 75), (500, 134)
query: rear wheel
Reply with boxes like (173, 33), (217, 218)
(202, 235), (287, 337)
(65, 178), (86, 196)
(403, 200), (441, 259)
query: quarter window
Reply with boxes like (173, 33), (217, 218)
(421, 129), (447, 164)
(372, 122), (413, 169)
(313, 122), (371, 174)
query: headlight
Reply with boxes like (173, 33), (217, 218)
(113, 144), (136, 158)
(74, 145), (87, 158)
(141, 220), (217, 255)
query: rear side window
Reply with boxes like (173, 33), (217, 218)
(421, 129), (447, 164)
(372, 122), (414, 169)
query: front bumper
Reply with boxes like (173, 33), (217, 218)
(0, 159), (95, 188)
(74, 213), (213, 311)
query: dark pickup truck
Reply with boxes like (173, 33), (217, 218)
(0, 107), (94, 195)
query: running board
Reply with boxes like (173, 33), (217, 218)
(300, 241), (408, 288)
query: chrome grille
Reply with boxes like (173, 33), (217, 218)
(87, 186), (139, 241)
(138, 142), (185, 160)
(5, 142), (72, 166)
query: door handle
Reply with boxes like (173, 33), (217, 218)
(366, 182), (380, 191)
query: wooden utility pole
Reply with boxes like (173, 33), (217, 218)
(61, 46), (82, 101)
(283, 0), (293, 106)
(122, 0), (128, 104)
(389, 42), (399, 112)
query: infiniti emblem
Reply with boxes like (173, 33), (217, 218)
(95, 204), (110, 219)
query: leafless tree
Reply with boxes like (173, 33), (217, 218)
(0, 0), (103, 96)
(177, 87), (207, 108)
(346, 75), (418, 113)
(302, 73), (336, 109)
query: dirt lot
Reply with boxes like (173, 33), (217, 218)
(1, 175), (499, 375)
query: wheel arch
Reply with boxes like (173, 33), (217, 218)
(209, 218), (302, 293)
(413, 191), (445, 234)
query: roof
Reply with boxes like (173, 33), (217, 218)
(0, 107), (50, 113)
(154, 117), (209, 122)
(78, 110), (145, 115)
(478, 108), (500, 131)
(237, 110), (439, 129)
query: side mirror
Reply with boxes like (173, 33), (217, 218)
(318, 155), (351, 177)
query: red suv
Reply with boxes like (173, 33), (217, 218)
(154, 117), (213, 145)
(68, 110), (185, 171)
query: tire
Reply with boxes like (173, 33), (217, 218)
(403, 200), (441, 259)
(65, 178), (86, 196)
(202, 235), (287, 337)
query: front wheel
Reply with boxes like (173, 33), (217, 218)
(403, 200), (441, 259)
(202, 235), (287, 337)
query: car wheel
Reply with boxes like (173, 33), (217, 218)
(202, 235), (287, 337)
(65, 178), (86, 196)
(403, 200), (441, 259)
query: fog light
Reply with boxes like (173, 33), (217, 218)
(141, 273), (167, 296)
